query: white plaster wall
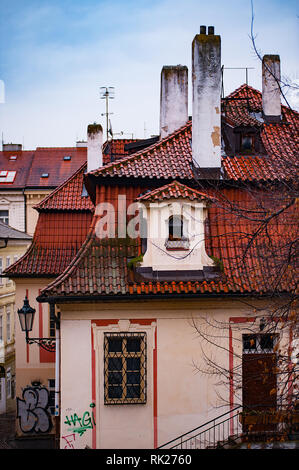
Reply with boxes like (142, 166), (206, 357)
(60, 319), (92, 449)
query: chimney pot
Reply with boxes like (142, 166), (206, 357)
(200, 25), (206, 34)
(208, 26), (214, 35)
(192, 32), (221, 172)
(87, 123), (103, 172)
(262, 54), (281, 122)
(160, 65), (188, 138)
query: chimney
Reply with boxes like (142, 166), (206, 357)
(87, 123), (103, 172)
(192, 26), (221, 173)
(2, 143), (22, 151)
(160, 65), (188, 138)
(262, 55), (281, 122)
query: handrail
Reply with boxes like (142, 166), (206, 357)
(158, 405), (242, 449)
(158, 404), (297, 449)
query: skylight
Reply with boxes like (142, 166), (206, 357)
(63, 156), (71, 161)
(0, 171), (16, 183)
(41, 173), (49, 178)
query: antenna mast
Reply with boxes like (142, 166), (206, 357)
(100, 87), (115, 142)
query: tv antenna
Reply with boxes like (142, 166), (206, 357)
(222, 67), (254, 97)
(100, 87), (115, 141)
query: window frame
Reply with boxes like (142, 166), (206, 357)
(104, 332), (147, 405)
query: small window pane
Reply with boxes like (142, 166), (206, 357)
(126, 386), (140, 398)
(108, 338), (122, 352)
(127, 337), (141, 353)
(108, 357), (122, 371)
(243, 334), (256, 351)
(108, 385), (122, 399)
(260, 334), (274, 351)
(108, 372), (122, 384)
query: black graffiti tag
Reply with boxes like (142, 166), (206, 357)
(17, 386), (52, 433)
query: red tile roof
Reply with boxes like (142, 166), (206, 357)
(102, 139), (140, 165)
(35, 163), (93, 212)
(25, 147), (87, 188)
(88, 85), (298, 183)
(5, 212), (93, 277)
(39, 187), (298, 298)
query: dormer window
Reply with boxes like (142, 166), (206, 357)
(136, 181), (216, 278)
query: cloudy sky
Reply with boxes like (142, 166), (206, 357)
(0, 0), (298, 149)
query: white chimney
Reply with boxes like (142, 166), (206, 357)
(262, 55), (281, 122)
(87, 123), (103, 172)
(160, 65), (188, 138)
(192, 26), (221, 172)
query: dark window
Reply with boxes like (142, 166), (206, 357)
(243, 333), (277, 353)
(169, 216), (184, 240)
(241, 135), (254, 151)
(104, 333), (146, 404)
(0, 210), (9, 225)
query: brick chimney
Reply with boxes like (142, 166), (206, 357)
(192, 26), (221, 174)
(160, 65), (188, 138)
(262, 55), (281, 122)
(87, 123), (103, 172)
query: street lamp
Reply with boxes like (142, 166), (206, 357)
(18, 296), (58, 352)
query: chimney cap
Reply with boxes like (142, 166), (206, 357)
(87, 123), (103, 135)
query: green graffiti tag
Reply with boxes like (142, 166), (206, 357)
(64, 403), (96, 437)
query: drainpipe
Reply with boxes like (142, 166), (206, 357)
(50, 303), (60, 448)
(22, 189), (27, 233)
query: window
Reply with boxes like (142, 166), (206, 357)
(165, 215), (189, 250)
(6, 368), (11, 398)
(168, 215), (184, 240)
(49, 308), (56, 338)
(0, 258), (2, 285)
(48, 379), (56, 415)
(0, 313), (2, 341)
(243, 333), (277, 354)
(0, 210), (8, 225)
(6, 305), (11, 342)
(6, 257), (11, 284)
(104, 332), (146, 405)
(240, 135), (254, 152)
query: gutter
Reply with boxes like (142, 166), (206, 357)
(36, 290), (292, 305)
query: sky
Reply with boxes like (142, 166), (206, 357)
(0, 0), (298, 149)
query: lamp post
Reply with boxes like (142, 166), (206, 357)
(17, 296), (58, 352)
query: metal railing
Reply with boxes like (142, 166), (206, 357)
(158, 404), (299, 449)
(158, 406), (243, 449)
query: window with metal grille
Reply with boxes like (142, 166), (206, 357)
(243, 333), (278, 354)
(104, 332), (146, 405)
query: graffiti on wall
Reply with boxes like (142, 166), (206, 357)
(17, 386), (53, 434)
(61, 403), (96, 449)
